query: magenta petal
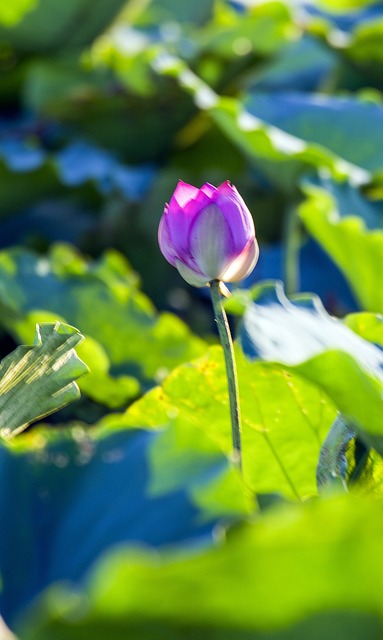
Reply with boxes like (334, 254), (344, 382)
(183, 188), (213, 217)
(190, 204), (231, 279)
(220, 237), (259, 282)
(213, 182), (255, 254)
(159, 179), (259, 287)
(158, 210), (178, 267)
(168, 189), (213, 261)
(200, 183), (217, 197)
(170, 180), (200, 208)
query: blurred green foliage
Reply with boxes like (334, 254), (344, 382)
(17, 494), (383, 639)
(0, 243), (206, 412)
(0, 0), (383, 638)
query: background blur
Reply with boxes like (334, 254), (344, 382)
(2, 0), (383, 330)
(2, 2), (383, 636)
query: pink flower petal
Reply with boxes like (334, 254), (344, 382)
(190, 204), (230, 279)
(220, 237), (259, 282)
(213, 182), (255, 254)
(183, 188), (213, 217)
(158, 179), (259, 287)
(200, 183), (217, 197)
(158, 209), (178, 267)
(175, 259), (209, 287)
(170, 180), (200, 208)
(167, 188), (214, 262)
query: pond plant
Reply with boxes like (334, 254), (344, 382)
(0, 0), (383, 639)
(159, 179), (259, 469)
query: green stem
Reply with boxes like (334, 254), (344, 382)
(284, 204), (300, 297)
(210, 279), (242, 472)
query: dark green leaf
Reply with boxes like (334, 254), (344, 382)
(0, 422), (246, 626)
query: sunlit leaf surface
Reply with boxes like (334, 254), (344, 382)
(0, 0), (36, 27)
(245, 92), (383, 172)
(152, 54), (369, 189)
(240, 282), (383, 450)
(120, 345), (335, 500)
(0, 322), (88, 438)
(1, 1), (383, 639)
(0, 0), (126, 50)
(299, 179), (383, 313)
(17, 495), (383, 639)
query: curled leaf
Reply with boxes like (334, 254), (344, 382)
(0, 321), (88, 438)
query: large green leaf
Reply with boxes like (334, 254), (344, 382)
(245, 92), (383, 173)
(151, 53), (369, 191)
(344, 311), (383, 344)
(299, 179), (383, 313)
(314, 0), (379, 8)
(0, 421), (247, 627)
(101, 1), (294, 86)
(347, 17), (383, 66)
(240, 282), (383, 451)
(0, 244), (206, 407)
(252, 34), (337, 92)
(0, 322), (88, 438)
(0, 0), (36, 27)
(116, 344), (336, 500)
(194, 1), (296, 57)
(0, 0), (126, 51)
(16, 494), (383, 639)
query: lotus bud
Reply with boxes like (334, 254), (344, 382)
(158, 180), (259, 287)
